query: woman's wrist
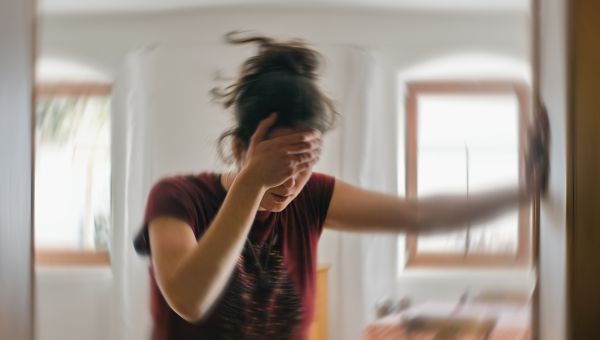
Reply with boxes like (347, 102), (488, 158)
(234, 168), (268, 195)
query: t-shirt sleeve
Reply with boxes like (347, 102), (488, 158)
(133, 177), (199, 256)
(305, 172), (336, 235)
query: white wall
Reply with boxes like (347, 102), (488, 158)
(39, 8), (528, 77)
(35, 268), (113, 340)
(37, 7), (530, 340)
(396, 269), (534, 304)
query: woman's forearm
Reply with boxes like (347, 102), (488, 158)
(414, 185), (529, 234)
(167, 170), (265, 321)
(325, 180), (529, 234)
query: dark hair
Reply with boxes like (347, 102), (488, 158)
(213, 31), (338, 164)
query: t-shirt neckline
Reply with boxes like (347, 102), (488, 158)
(213, 172), (272, 221)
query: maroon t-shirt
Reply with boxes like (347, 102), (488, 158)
(133, 172), (335, 340)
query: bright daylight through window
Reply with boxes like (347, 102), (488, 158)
(35, 85), (111, 254)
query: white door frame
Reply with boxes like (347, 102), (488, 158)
(0, 0), (35, 339)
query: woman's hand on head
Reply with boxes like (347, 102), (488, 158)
(241, 112), (323, 189)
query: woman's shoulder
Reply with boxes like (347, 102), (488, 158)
(290, 172), (336, 230)
(151, 171), (221, 191)
(296, 172), (336, 203)
(306, 171), (336, 189)
(148, 171), (226, 204)
(135, 172), (224, 256)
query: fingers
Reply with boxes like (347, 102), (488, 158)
(289, 148), (321, 166)
(284, 150), (321, 182)
(258, 127), (323, 180)
(294, 154), (320, 173)
(250, 112), (278, 145)
(525, 134), (547, 175)
(525, 138), (549, 195)
(536, 103), (550, 141)
(271, 146), (321, 181)
(285, 138), (323, 155)
(534, 103), (550, 166)
(524, 102), (551, 195)
(295, 162), (314, 173)
(271, 129), (322, 146)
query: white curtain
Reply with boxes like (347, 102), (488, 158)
(334, 48), (399, 340)
(110, 44), (398, 340)
(110, 45), (242, 340)
(110, 49), (154, 340)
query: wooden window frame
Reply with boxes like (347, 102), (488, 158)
(34, 82), (112, 266)
(405, 81), (531, 268)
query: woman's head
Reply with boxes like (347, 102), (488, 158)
(214, 31), (338, 165)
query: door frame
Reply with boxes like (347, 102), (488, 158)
(0, 0), (35, 339)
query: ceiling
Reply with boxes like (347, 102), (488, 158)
(40, 0), (530, 14)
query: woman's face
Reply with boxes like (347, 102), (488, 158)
(243, 127), (315, 212)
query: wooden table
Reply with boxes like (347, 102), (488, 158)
(363, 301), (530, 340)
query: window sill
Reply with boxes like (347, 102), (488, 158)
(395, 268), (535, 303)
(405, 256), (530, 269)
(35, 265), (112, 286)
(35, 250), (110, 267)
(398, 267), (533, 279)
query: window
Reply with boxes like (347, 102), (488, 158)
(405, 81), (531, 267)
(34, 83), (111, 265)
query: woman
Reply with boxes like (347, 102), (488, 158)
(134, 32), (548, 340)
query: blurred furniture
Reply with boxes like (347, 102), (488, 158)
(404, 316), (496, 339)
(471, 289), (532, 306)
(309, 265), (330, 340)
(363, 301), (530, 340)
(375, 297), (412, 319)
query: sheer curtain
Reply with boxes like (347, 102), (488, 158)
(110, 49), (154, 340)
(111, 45), (238, 340)
(110, 44), (398, 340)
(334, 48), (399, 340)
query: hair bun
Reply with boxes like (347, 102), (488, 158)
(225, 31), (319, 79)
(214, 31), (339, 165)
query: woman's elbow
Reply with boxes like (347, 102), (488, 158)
(162, 284), (211, 322)
(170, 299), (208, 323)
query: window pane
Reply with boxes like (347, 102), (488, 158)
(416, 93), (520, 255)
(417, 231), (468, 254)
(466, 149), (519, 254)
(417, 146), (468, 253)
(418, 95), (518, 148)
(35, 94), (111, 251)
(418, 146), (467, 196)
(468, 211), (519, 254)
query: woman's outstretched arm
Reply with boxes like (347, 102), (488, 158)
(324, 181), (528, 234)
(325, 108), (549, 234)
